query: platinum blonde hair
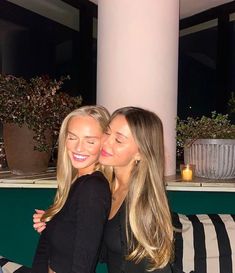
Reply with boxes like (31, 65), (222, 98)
(111, 106), (173, 270)
(42, 105), (110, 222)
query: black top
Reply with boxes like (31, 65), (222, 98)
(32, 171), (111, 273)
(101, 202), (172, 273)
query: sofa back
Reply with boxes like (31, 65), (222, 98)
(1, 213), (235, 273)
(0, 256), (30, 273)
(172, 213), (235, 273)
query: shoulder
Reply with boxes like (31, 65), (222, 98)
(84, 171), (109, 187)
(73, 172), (111, 208)
(74, 171), (110, 194)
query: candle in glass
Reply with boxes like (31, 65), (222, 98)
(180, 164), (195, 181)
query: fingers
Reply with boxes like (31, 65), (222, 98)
(33, 214), (42, 223)
(35, 209), (45, 214)
(33, 209), (45, 223)
(33, 209), (46, 233)
(33, 222), (46, 229)
(33, 214), (46, 224)
(33, 222), (46, 233)
(37, 225), (46, 233)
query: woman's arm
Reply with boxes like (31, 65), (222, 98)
(31, 229), (50, 273)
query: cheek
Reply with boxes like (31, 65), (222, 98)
(65, 140), (73, 150)
(115, 146), (136, 163)
(87, 142), (101, 155)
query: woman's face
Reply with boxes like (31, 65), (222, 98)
(66, 115), (103, 176)
(99, 114), (140, 170)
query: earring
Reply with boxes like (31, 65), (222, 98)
(135, 160), (140, 165)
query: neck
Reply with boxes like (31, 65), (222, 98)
(77, 163), (97, 177)
(113, 166), (131, 191)
(111, 173), (129, 204)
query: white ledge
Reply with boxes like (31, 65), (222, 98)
(0, 168), (57, 188)
(165, 175), (235, 192)
(0, 170), (235, 191)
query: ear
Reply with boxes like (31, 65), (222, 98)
(134, 152), (141, 162)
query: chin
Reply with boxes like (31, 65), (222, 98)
(99, 159), (112, 166)
(71, 160), (88, 169)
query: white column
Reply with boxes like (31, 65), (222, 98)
(97, 0), (179, 176)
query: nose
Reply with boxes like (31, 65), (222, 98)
(103, 134), (113, 147)
(74, 139), (84, 151)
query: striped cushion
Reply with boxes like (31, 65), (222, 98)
(0, 257), (30, 273)
(173, 214), (235, 273)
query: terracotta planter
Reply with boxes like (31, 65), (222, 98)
(3, 123), (52, 175)
(184, 139), (235, 179)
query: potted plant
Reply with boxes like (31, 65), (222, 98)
(176, 111), (235, 179)
(0, 74), (82, 174)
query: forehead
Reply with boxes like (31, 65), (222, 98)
(109, 115), (132, 137)
(68, 115), (102, 134)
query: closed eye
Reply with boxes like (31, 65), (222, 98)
(67, 132), (77, 140)
(67, 136), (76, 140)
(87, 140), (95, 144)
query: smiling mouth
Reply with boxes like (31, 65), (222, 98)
(73, 153), (89, 162)
(101, 149), (112, 157)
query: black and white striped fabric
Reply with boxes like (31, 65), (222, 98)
(0, 256), (30, 273)
(173, 213), (235, 273)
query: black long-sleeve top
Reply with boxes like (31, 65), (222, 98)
(32, 171), (111, 273)
(101, 202), (172, 273)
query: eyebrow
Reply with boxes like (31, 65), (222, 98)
(116, 132), (128, 139)
(107, 126), (128, 139)
(67, 131), (100, 139)
(85, 136), (100, 139)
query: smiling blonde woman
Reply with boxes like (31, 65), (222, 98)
(32, 106), (111, 273)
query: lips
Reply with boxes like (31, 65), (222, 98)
(72, 153), (89, 162)
(101, 149), (112, 157)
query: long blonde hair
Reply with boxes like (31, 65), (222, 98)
(111, 107), (173, 270)
(41, 105), (110, 222)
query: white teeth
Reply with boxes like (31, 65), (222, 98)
(73, 154), (87, 160)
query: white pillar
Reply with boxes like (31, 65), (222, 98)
(97, 0), (179, 176)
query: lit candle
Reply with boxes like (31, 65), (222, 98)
(182, 165), (193, 181)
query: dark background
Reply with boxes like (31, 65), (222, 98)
(0, 0), (98, 138)
(178, 1), (235, 122)
(0, 0), (97, 104)
(1, 1), (235, 126)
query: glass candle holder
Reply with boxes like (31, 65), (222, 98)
(180, 164), (195, 182)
